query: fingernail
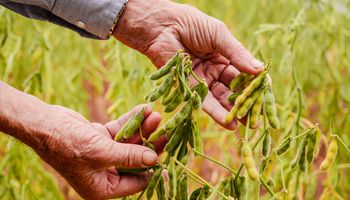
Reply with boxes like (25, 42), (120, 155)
(142, 150), (158, 166)
(250, 59), (264, 69)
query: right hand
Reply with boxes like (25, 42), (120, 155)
(114, 0), (264, 130)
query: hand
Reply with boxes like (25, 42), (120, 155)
(114, 0), (264, 130)
(1, 81), (167, 199)
(27, 104), (164, 199)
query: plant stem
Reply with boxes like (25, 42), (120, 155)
(191, 148), (237, 175)
(173, 158), (230, 200)
(190, 70), (205, 85)
(260, 177), (275, 196)
(334, 135), (350, 154)
(292, 127), (314, 140)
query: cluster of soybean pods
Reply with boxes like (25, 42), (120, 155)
(113, 50), (343, 200)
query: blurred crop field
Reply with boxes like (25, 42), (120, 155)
(0, 0), (349, 199)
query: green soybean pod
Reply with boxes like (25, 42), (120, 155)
(250, 93), (264, 128)
(229, 73), (248, 91)
(177, 137), (189, 161)
(162, 87), (180, 106)
(306, 130), (317, 163)
(225, 106), (239, 124)
(276, 137), (292, 155)
(242, 141), (259, 181)
(234, 69), (269, 108)
(165, 101), (192, 131)
(319, 136), (338, 170)
(168, 160), (177, 199)
(262, 129), (271, 156)
(192, 120), (203, 154)
(146, 168), (162, 199)
(290, 134), (310, 169)
(149, 52), (180, 80)
(190, 188), (203, 200)
(228, 92), (241, 104)
(147, 74), (176, 102)
(122, 108), (146, 139)
(193, 92), (202, 110)
(165, 123), (185, 154)
(179, 175), (189, 200)
(264, 86), (280, 129)
(192, 82), (209, 101)
(236, 87), (264, 119)
(161, 86), (176, 106)
(262, 154), (276, 181)
(298, 134), (310, 172)
(115, 108), (146, 142)
(156, 176), (166, 200)
(165, 89), (184, 113)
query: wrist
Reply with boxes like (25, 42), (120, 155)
(113, 0), (179, 52)
(0, 82), (53, 152)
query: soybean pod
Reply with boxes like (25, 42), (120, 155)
(115, 108), (146, 142)
(161, 86), (179, 106)
(146, 73), (176, 102)
(242, 141), (259, 181)
(319, 136), (338, 170)
(165, 123), (185, 154)
(262, 129), (271, 156)
(262, 154), (276, 181)
(165, 88), (184, 113)
(168, 160), (177, 199)
(229, 73), (249, 91)
(250, 93), (263, 128)
(236, 86), (264, 119)
(149, 51), (180, 80)
(228, 91), (242, 104)
(156, 175), (166, 200)
(276, 137), (292, 155)
(165, 101), (192, 131)
(146, 168), (163, 199)
(290, 132), (311, 170)
(306, 129), (318, 163)
(264, 85), (280, 129)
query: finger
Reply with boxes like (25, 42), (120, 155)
(210, 82), (234, 110)
(105, 104), (152, 139)
(106, 171), (150, 198)
(213, 21), (264, 74)
(202, 91), (237, 130)
(218, 65), (240, 87)
(124, 112), (162, 145)
(151, 135), (168, 154)
(106, 142), (158, 168)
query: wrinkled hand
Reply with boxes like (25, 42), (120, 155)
(38, 104), (165, 200)
(114, 0), (264, 130)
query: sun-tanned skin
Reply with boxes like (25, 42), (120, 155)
(0, 0), (263, 199)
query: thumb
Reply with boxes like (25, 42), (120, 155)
(213, 21), (264, 74)
(107, 142), (158, 169)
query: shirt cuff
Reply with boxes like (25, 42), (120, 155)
(51, 0), (128, 40)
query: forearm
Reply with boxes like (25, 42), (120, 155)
(0, 81), (53, 152)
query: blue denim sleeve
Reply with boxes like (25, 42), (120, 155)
(0, 0), (128, 40)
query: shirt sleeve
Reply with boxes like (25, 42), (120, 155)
(0, 0), (128, 40)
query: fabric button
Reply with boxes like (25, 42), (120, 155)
(76, 21), (86, 29)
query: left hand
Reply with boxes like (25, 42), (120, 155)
(114, 0), (264, 130)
